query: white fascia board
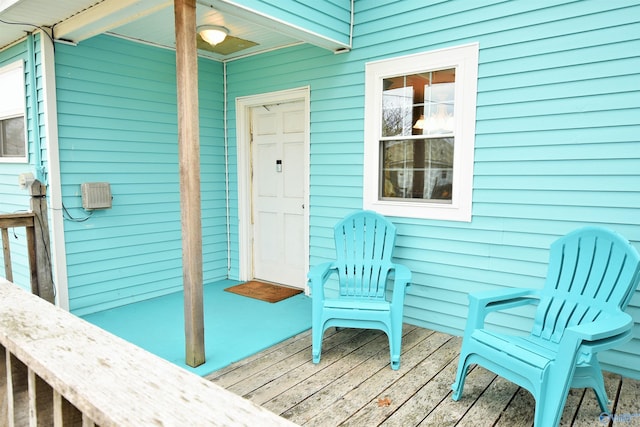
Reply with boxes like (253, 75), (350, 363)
(200, 0), (350, 52)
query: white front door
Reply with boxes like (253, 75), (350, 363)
(250, 101), (307, 288)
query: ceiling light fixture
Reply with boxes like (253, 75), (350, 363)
(197, 25), (229, 46)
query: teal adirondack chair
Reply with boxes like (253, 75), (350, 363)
(307, 210), (412, 370)
(451, 227), (640, 426)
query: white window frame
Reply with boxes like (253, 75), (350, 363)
(363, 43), (479, 221)
(0, 60), (27, 163)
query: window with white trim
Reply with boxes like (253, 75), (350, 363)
(0, 61), (27, 162)
(364, 43), (479, 221)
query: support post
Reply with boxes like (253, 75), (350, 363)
(174, 0), (205, 367)
(2, 227), (12, 282)
(29, 180), (55, 304)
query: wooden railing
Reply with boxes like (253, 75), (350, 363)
(1, 180), (295, 425)
(0, 180), (54, 303)
(0, 278), (296, 426)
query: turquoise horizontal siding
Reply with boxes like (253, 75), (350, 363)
(56, 35), (227, 315)
(234, 0), (351, 45)
(227, 0), (640, 378)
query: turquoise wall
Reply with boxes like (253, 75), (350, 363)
(0, 36), (42, 290)
(226, 0), (640, 378)
(55, 36), (228, 315)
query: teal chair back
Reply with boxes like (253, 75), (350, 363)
(334, 210), (397, 299)
(532, 227), (640, 344)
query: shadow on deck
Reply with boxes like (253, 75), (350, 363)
(207, 325), (640, 426)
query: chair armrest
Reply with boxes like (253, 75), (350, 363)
(466, 287), (541, 331)
(390, 264), (411, 287)
(559, 312), (634, 364)
(470, 287), (541, 311)
(390, 264), (412, 302)
(565, 311), (633, 342)
(307, 262), (338, 300)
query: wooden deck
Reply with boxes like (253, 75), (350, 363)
(207, 325), (640, 426)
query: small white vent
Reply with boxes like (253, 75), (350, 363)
(81, 182), (112, 210)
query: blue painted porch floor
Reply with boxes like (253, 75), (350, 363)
(81, 279), (311, 377)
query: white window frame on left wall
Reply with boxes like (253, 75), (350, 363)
(0, 60), (27, 162)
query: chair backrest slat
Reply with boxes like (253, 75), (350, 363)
(334, 211), (396, 299)
(532, 227), (640, 343)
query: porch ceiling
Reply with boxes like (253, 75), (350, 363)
(0, 0), (334, 60)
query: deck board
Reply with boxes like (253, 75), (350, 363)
(206, 326), (640, 426)
(492, 387), (535, 427)
(616, 375), (640, 424)
(304, 328), (442, 426)
(346, 334), (459, 427)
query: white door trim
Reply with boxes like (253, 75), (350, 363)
(235, 86), (310, 292)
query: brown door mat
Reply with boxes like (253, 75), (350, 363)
(224, 280), (303, 303)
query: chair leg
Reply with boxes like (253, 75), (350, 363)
(573, 363), (609, 412)
(533, 395), (547, 427)
(534, 396), (566, 427)
(389, 342), (400, 370)
(590, 375), (610, 413)
(312, 324), (324, 364)
(535, 376), (571, 427)
(389, 328), (402, 371)
(451, 352), (471, 401)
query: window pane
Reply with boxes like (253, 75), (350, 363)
(382, 83), (413, 137)
(382, 74), (430, 137)
(381, 138), (454, 202)
(382, 70), (455, 138)
(1, 116), (26, 157)
(413, 69), (456, 136)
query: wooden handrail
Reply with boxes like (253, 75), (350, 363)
(0, 278), (296, 426)
(0, 180), (54, 303)
(0, 212), (35, 228)
(0, 212), (36, 288)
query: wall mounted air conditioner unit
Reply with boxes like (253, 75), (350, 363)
(81, 182), (112, 210)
